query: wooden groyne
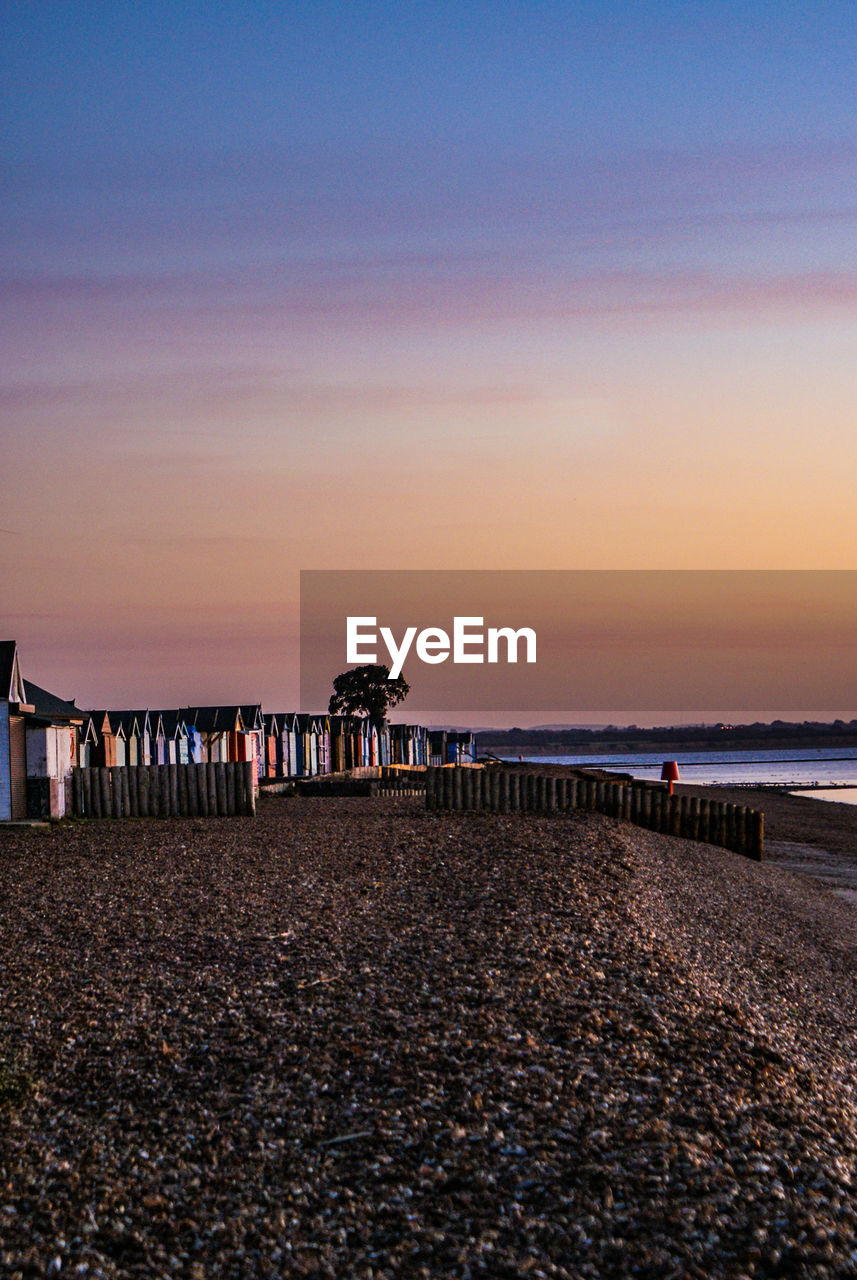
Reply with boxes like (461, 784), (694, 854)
(71, 763), (257, 818)
(425, 767), (764, 860)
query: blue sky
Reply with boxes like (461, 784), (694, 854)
(2, 1), (856, 712)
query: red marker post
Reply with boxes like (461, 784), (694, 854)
(661, 760), (680, 796)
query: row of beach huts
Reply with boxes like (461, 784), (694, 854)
(0, 642), (476, 822)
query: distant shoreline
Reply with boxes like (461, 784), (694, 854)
(478, 727), (857, 757)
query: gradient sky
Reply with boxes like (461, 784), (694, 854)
(2, 1), (856, 717)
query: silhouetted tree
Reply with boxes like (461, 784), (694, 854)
(328, 664), (409, 720)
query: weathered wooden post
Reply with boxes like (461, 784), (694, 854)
(243, 761), (256, 815)
(639, 786), (651, 829)
(87, 769), (99, 818)
(188, 764), (200, 817)
(696, 796), (709, 843)
(425, 766), (438, 810)
(124, 766), (136, 817)
(741, 806), (753, 857)
(476, 769), (488, 810)
(206, 763), (218, 816)
(437, 766), (447, 808)
(673, 794), (683, 836)
(193, 763), (206, 816)
(120, 768), (131, 818)
(714, 801), (726, 847)
(546, 776), (557, 811)
(555, 776), (568, 810)
(220, 761), (231, 815)
(751, 810), (764, 861)
(80, 767), (91, 817)
(215, 762), (227, 816)
(144, 765), (154, 816)
(732, 804), (745, 855)
(99, 767), (111, 819)
(718, 801), (729, 848)
(148, 766), (159, 818)
(485, 768), (498, 811)
(136, 766), (149, 818)
(461, 768), (474, 810)
(177, 763), (189, 816)
(168, 764), (178, 816)
(498, 770), (509, 812)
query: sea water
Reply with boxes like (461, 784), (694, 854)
(503, 748), (857, 801)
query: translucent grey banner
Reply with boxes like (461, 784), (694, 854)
(300, 570), (857, 724)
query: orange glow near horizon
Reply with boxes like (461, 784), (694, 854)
(4, 8), (857, 716)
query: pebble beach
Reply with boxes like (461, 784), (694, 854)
(2, 791), (857, 1278)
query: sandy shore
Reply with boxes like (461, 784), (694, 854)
(1, 796), (857, 1277)
(675, 782), (857, 902)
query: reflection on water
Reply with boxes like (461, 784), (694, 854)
(790, 788), (857, 807)
(508, 749), (857, 788)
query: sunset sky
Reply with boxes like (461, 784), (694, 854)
(2, 2), (856, 718)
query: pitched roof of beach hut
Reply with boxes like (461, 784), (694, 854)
(22, 680), (83, 722)
(0, 641), (27, 704)
(111, 710), (152, 737)
(239, 704), (265, 732)
(181, 706), (244, 733)
(87, 711), (127, 740)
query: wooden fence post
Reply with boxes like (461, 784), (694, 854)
(496, 770), (508, 812)
(138, 766), (150, 818)
(149, 766), (160, 818)
(215, 763), (227, 816)
(119, 768), (131, 818)
(751, 810), (764, 860)
(194, 763), (207, 816)
(99, 767), (111, 819)
(177, 763), (189, 816)
(243, 760), (256, 815)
